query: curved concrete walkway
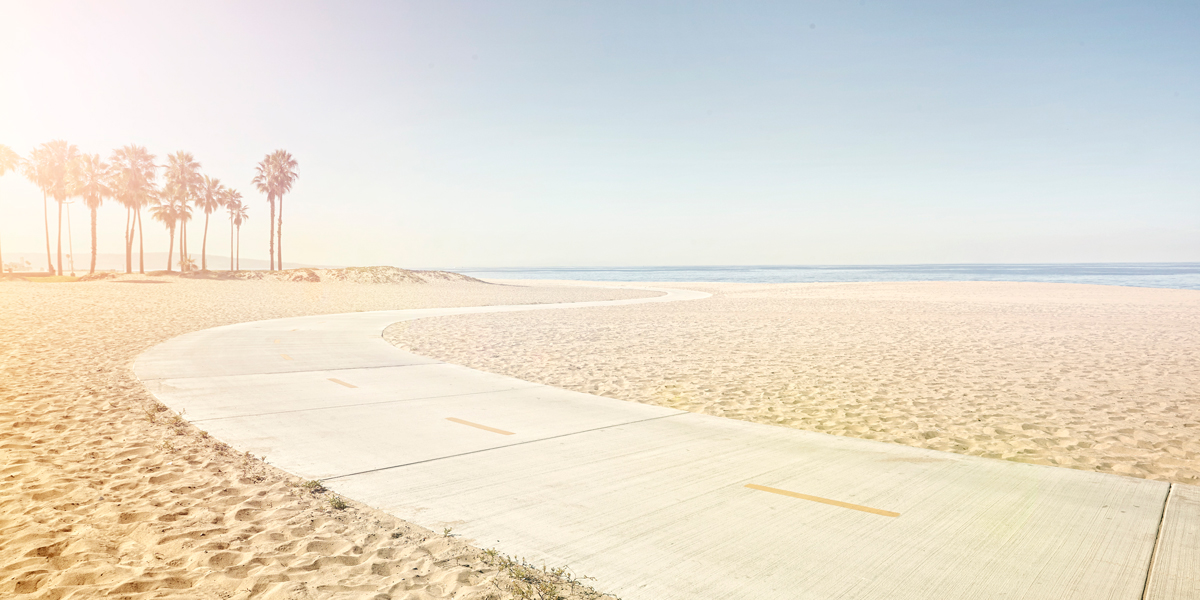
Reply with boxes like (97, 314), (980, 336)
(135, 285), (1197, 600)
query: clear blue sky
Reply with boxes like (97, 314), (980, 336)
(1, 1), (1197, 268)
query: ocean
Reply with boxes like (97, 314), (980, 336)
(456, 263), (1200, 291)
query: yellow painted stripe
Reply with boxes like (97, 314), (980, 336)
(446, 417), (514, 436)
(745, 484), (899, 517)
(328, 378), (357, 388)
(274, 339), (280, 344)
(281, 354), (293, 361)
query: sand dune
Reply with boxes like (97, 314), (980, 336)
(386, 281), (1200, 485)
(0, 276), (645, 599)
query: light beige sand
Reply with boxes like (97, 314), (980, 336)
(386, 281), (1200, 485)
(0, 275), (649, 599)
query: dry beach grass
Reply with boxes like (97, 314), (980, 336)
(387, 281), (1200, 486)
(0, 272), (649, 600)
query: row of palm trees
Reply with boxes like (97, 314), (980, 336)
(254, 150), (299, 272)
(0, 141), (297, 275)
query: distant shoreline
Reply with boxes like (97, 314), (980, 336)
(453, 262), (1200, 291)
(9, 261), (1198, 291)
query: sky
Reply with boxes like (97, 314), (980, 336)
(1, 1), (1197, 269)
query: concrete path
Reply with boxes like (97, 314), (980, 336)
(135, 286), (1198, 600)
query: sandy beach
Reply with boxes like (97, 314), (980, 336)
(6, 276), (1200, 598)
(0, 274), (649, 599)
(387, 281), (1200, 486)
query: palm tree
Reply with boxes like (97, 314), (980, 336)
(64, 196), (77, 275)
(69, 154), (110, 274)
(268, 150), (298, 270)
(229, 194), (248, 271)
(163, 152), (201, 271)
(107, 153), (133, 273)
(22, 146), (55, 274)
(0, 144), (21, 273)
(252, 157), (275, 271)
(222, 188), (243, 270)
(39, 140), (81, 276)
(176, 194), (193, 270)
(160, 179), (192, 272)
(109, 146), (157, 274)
(149, 196), (182, 271)
(196, 175), (225, 271)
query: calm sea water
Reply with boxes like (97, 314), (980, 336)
(456, 263), (1200, 291)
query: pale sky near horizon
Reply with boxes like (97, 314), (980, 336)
(1, 1), (1197, 269)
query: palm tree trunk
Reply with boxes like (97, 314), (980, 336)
(66, 203), (74, 275)
(55, 197), (63, 276)
(236, 224), (241, 270)
(137, 207), (145, 274)
(125, 207), (132, 274)
(268, 195), (276, 271)
(43, 191), (53, 274)
(180, 219), (187, 271)
(90, 207), (97, 275)
(277, 195), (283, 270)
(166, 224), (175, 271)
(202, 212), (210, 271)
(229, 216), (234, 271)
(180, 218), (186, 271)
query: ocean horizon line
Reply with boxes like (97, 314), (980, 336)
(448, 262), (1200, 291)
(448, 261), (1200, 271)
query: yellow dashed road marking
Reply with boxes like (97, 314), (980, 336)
(745, 484), (899, 517)
(446, 417), (514, 436)
(328, 378), (357, 388)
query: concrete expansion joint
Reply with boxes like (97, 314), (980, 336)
(190, 384), (540, 423)
(321, 412), (688, 483)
